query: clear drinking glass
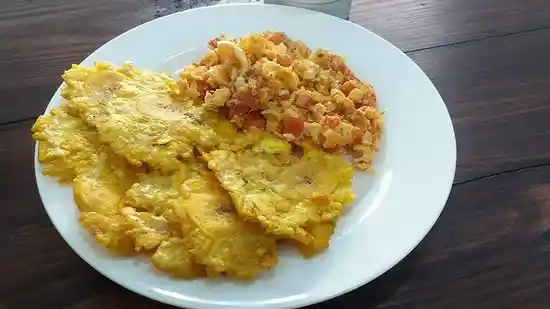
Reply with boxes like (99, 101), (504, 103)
(264, 0), (352, 20)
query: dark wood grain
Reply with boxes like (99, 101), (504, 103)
(2, 0), (550, 123)
(314, 164), (550, 309)
(0, 0), (150, 124)
(3, 120), (550, 309)
(350, 0), (550, 51)
(408, 28), (550, 182)
(3, 1), (550, 309)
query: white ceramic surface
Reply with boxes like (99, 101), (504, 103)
(34, 4), (456, 309)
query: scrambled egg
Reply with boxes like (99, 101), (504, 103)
(176, 31), (383, 171)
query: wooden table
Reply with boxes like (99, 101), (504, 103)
(2, 0), (550, 308)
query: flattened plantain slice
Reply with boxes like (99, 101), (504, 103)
(172, 164), (278, 279)
(203, 135), (354, 255)
(121, 168), (187, 253)
(31, 106), (100, 183)
(61, 62), (198, 172)
(151, 238), (206, 279)
(118, 167), (205, 276)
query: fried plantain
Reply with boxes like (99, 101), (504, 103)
(151, 238), (206, 279)
(203, 135), (354, 255)
(61, 62), (198, 172)
(172, 164), (278, 279)
(31, 107), (100, 183)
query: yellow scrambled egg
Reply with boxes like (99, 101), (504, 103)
(176, 31), (383, 171)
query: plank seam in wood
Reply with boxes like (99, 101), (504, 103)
(454, 162), (550, 186)
(405, 24), (550, 54)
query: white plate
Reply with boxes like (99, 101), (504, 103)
(34, 3), (456, 309)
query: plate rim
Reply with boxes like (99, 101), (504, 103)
(33, 3), (457, 309)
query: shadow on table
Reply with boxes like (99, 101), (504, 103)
(305, 248), (421, 309)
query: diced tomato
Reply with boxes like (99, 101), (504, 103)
(234, 89), (261, 109)
(340, 80), (356, 96)
(230, 102), (251, 117)
(218, 106), (230, 119)
(291, 144), (304, 158)
(243, 111), (267, 130)
(324, 146), (343, 154)
(268, 32), (286, 45)
(352, 127), (365, 144)
(295, 93), (313, 107)
(282, 116), (305, 136)
(276, 54), (292, 67)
